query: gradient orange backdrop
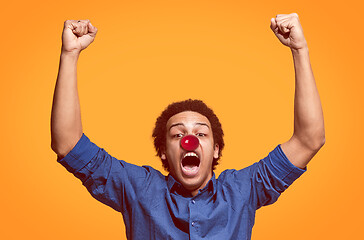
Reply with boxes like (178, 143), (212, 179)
(1, 0), (363, 239)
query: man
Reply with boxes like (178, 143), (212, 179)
(51, 13), (325, 239)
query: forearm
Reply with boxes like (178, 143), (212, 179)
(291, 47), (325, 150)
(51, 51), (83, 157)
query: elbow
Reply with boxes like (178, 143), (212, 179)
(308, 132), (326, 151)
(50, 139), (59, 154)
(314, 135), (325, 150)
(51, 135), (81, 159)
(320, 135), (326, 147)
(294, 130), (325, 152)
(51, 131), (83, 158)
(315, 127), (326, 149)
(51, 140), (68, 159)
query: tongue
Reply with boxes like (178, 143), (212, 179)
(185, 164), (197, 169)
(182, 164), (199, 177)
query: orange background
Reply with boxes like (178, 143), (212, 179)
(1, 0), (363, 239)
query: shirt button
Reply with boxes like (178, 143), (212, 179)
(191, 221), (195, 226)
(191, 200), (195, 204)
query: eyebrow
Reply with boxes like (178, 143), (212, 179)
(169, 122), (210, 131)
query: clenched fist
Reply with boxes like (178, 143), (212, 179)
(270, 13), (307, 50)
(61, 19), (98, 55)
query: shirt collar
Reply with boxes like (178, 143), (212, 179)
(167, 172), (217, 196)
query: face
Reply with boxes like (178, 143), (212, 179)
(161, 111), (219, 196)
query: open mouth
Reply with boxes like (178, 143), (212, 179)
(181, 152), (200, 177)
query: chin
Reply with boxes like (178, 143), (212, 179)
(180, 172), (209, 191)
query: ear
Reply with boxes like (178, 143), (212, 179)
(213, 144), (219, 159)
(161, 152), (166, 160)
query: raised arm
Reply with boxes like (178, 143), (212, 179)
(270, 13), (325, 169)
(51, 19), (98, 158)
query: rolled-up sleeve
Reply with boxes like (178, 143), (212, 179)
(57, 133), (151, 213)
(229, 144), (306, 210)
(57, 134), (100, 177)
(251, 144), (306, 209)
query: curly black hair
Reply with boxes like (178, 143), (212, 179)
(152, 99), (224, 172)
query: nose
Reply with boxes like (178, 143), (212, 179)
(180, 135), (200, 151)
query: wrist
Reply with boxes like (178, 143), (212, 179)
(61, 47), (81, 58)
(60, 50), (80, 66)
(60, 51), (80, 63)
(291, 45), (309, 55)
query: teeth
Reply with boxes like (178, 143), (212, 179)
(183, 152), (199, 159)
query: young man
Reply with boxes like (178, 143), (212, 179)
(51, 13), (325, 239)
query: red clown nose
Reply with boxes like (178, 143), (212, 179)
(180, 135), (200, 151)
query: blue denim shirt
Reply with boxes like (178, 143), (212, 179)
(58, 134), (306, 240)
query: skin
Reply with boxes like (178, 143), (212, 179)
(51, 19), (97, 157)
(161, 111), (219, 196)
(51, 13), (324, 196)
(270, 14), (325, 169)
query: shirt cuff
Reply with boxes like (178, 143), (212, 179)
(266, 144), (307, 186)
(57, 133), (100, 174)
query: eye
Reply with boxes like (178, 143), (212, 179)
(174, 133), (184, 138)
(196, 133), (206, 137)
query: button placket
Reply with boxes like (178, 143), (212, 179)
(189, 198), (198, 233)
